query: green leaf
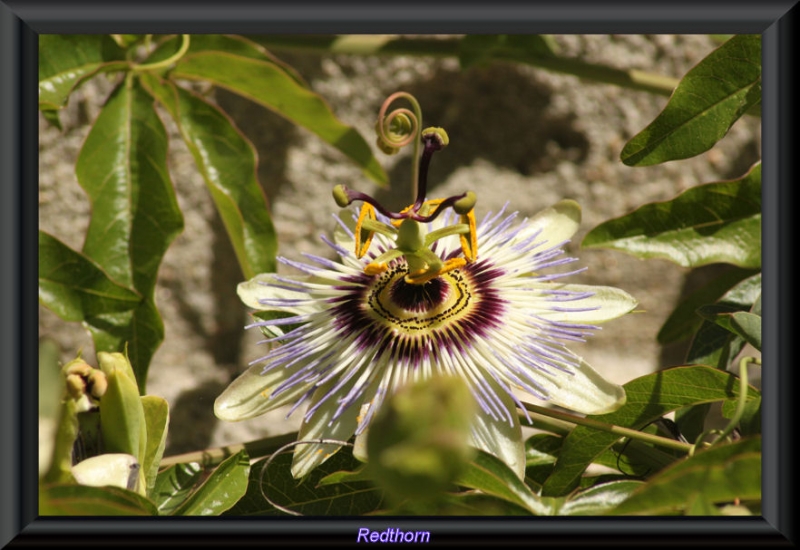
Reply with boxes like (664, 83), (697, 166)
(317, 464), (373, 486)
(686, 273), (760, 368)
(658, 267), (758, 344)
(38, 231), (141, 322)
(542, 365), (759, 497)
(621, 35), (761, 166)
(525, 433), (562, 467)
(172, 450), (250, 516)
(41, 483), (157, 516)
(697, 303), (744, 331)
(141, 395), (170, 495)
(674, 404), (711, 450)
(686, 319), (746, 370)
(111, 34), (146, 49)
(39, 34), (128, 111)
(611, 437), (761, 515)
(712, 271), (761, 308)
(149, 462), (203, 515)
(140, 74), (277, 278)
(442, 492), (533, 515)
(722, 394), (761, 437)
(225, 447), (385, 516)
(87, 302), (167, 393)
(523, 433), (561, 487)
(591, 442), (663, 479)
(146, 34), (306, 85)
(459, 34), (556, 69)
(98, 361), (146, 462)
(558, 480), (645, 516)
(458, 449), (551, 515)
(75, 78), (184, 390)
(582, 162), (761, 268)
(170, 50), (387, 186)
(41, 108), (63, 130)
(729, 312), (762, 351)
(697, 305), (763, 351)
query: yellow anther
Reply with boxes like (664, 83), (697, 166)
(405, 258), (466, 285)
(365, 262), (389, 276)
(459, 210), (478, 262)
(355, 203), (377, 258)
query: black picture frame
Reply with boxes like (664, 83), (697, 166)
(3, 1), (796, 546)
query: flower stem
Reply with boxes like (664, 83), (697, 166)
(521, 400), (694, 453)
(688, 355), (760, 455)
(159, 431), (298, 468)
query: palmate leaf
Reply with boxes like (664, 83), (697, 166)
(620, 35), (761, 166)
(541, 365), (760, 497)
(610, 437), (760, 515)
(75, 77), (184, 391)
(39, 34), (128, 112)
(140, 73), (277, 279)
(582, 162), (761, 269)
(38, 231), (141, 322)
(164, 39), (388, 185)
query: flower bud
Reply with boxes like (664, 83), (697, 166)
(98, 353), (147, 467)
(72, 453), (143, 493)
(365, 374), (476, 504)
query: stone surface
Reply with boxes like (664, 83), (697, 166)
(38, 35), (761, 458)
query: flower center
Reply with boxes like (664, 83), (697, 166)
(390, 275), (448, 313)
(366, 261), (474, 333)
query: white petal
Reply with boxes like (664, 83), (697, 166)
(514, 199), (582, 247)
(351, 403), (371, 464)
(468, 390), (526, 480)
(333, 208), (358, 250)
(537, 356), (626, 415)
(290, 383), (361, 478)
(535, 283), (638, 324)
(214, 361), (309, 421)
(237, 273), (317, 313)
